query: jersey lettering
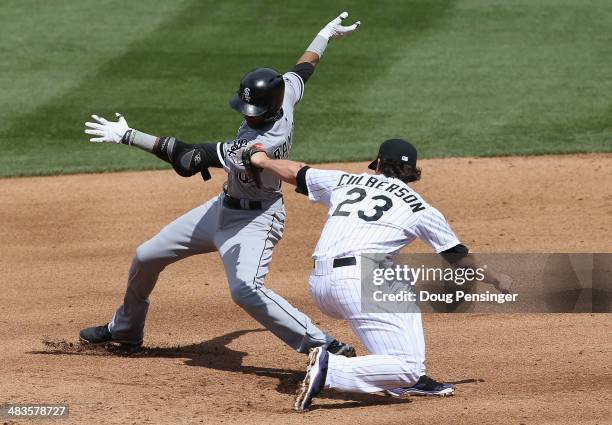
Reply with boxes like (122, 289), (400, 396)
(357, 195), (393, 222)
(332, 187), (367, 217)
(332, 188), (394, 222)
(336, 175), (425, 212)
(308, 170), (461, 262)
(273, 141), (290, 160)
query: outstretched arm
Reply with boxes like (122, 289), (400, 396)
(240, 145), (304, 187)
(84, 113), (223, 180)
(250, 151), (305, 185)
(443, 250), (513, 294)
(291, 11), (361, 82)
(245, 148), (341, 206)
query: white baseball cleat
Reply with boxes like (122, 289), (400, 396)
(294, 347), (329, 412)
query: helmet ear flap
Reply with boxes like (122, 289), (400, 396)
(262, 82), (285, 122)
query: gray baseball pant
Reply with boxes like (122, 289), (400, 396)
(108, 194), (333, 352)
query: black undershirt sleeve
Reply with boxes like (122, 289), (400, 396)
(440, 244), (470, 264)
(295, 166), (311, 195)
(291, 62), (315, 83)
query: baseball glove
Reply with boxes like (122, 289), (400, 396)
(241, 143), (266, 188)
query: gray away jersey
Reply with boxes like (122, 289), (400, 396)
(305, 169), (461, 259)
(219, 72), (304, 201)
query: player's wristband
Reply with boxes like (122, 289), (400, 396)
(121, 129), (157, 152)
(295, 166), (310, 196)
(306, 34), (329, 58)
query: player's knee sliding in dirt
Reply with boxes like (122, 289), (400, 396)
(242, 138), (513, 410)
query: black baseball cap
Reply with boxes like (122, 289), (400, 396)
(368, 138), (418, 170)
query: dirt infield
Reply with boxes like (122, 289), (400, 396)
(1, 155), (611, 424)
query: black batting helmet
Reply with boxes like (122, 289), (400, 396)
(229, 68), (285, 119)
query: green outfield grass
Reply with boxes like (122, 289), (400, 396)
(0, 0), (610, 176)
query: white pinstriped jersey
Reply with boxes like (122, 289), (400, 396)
(219, 72), (304, 201)
(305, 169), (461, 259)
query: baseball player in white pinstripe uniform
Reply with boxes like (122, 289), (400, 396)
(242, 138), (512, 411)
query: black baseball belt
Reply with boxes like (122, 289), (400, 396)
(332, 257), (357, 268)
(223, 193), (262, 210)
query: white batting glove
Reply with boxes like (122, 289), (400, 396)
(318, 11), (361, 40)
(84, 113), (130, 143)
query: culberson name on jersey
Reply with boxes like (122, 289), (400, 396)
(336, 173), (426, 213)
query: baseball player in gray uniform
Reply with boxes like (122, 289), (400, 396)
(80, 12), (361, 358)
(242, 138), (513, 410)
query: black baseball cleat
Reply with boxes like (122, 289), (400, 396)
(385, 375), (455, 397)
(326, 339), (356, 357)
(79, 323), (142, 348)
(294, 347), (329, 412)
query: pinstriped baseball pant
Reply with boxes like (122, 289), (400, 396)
(108, 194), (333, 352)
(309, 269), (425, 393)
